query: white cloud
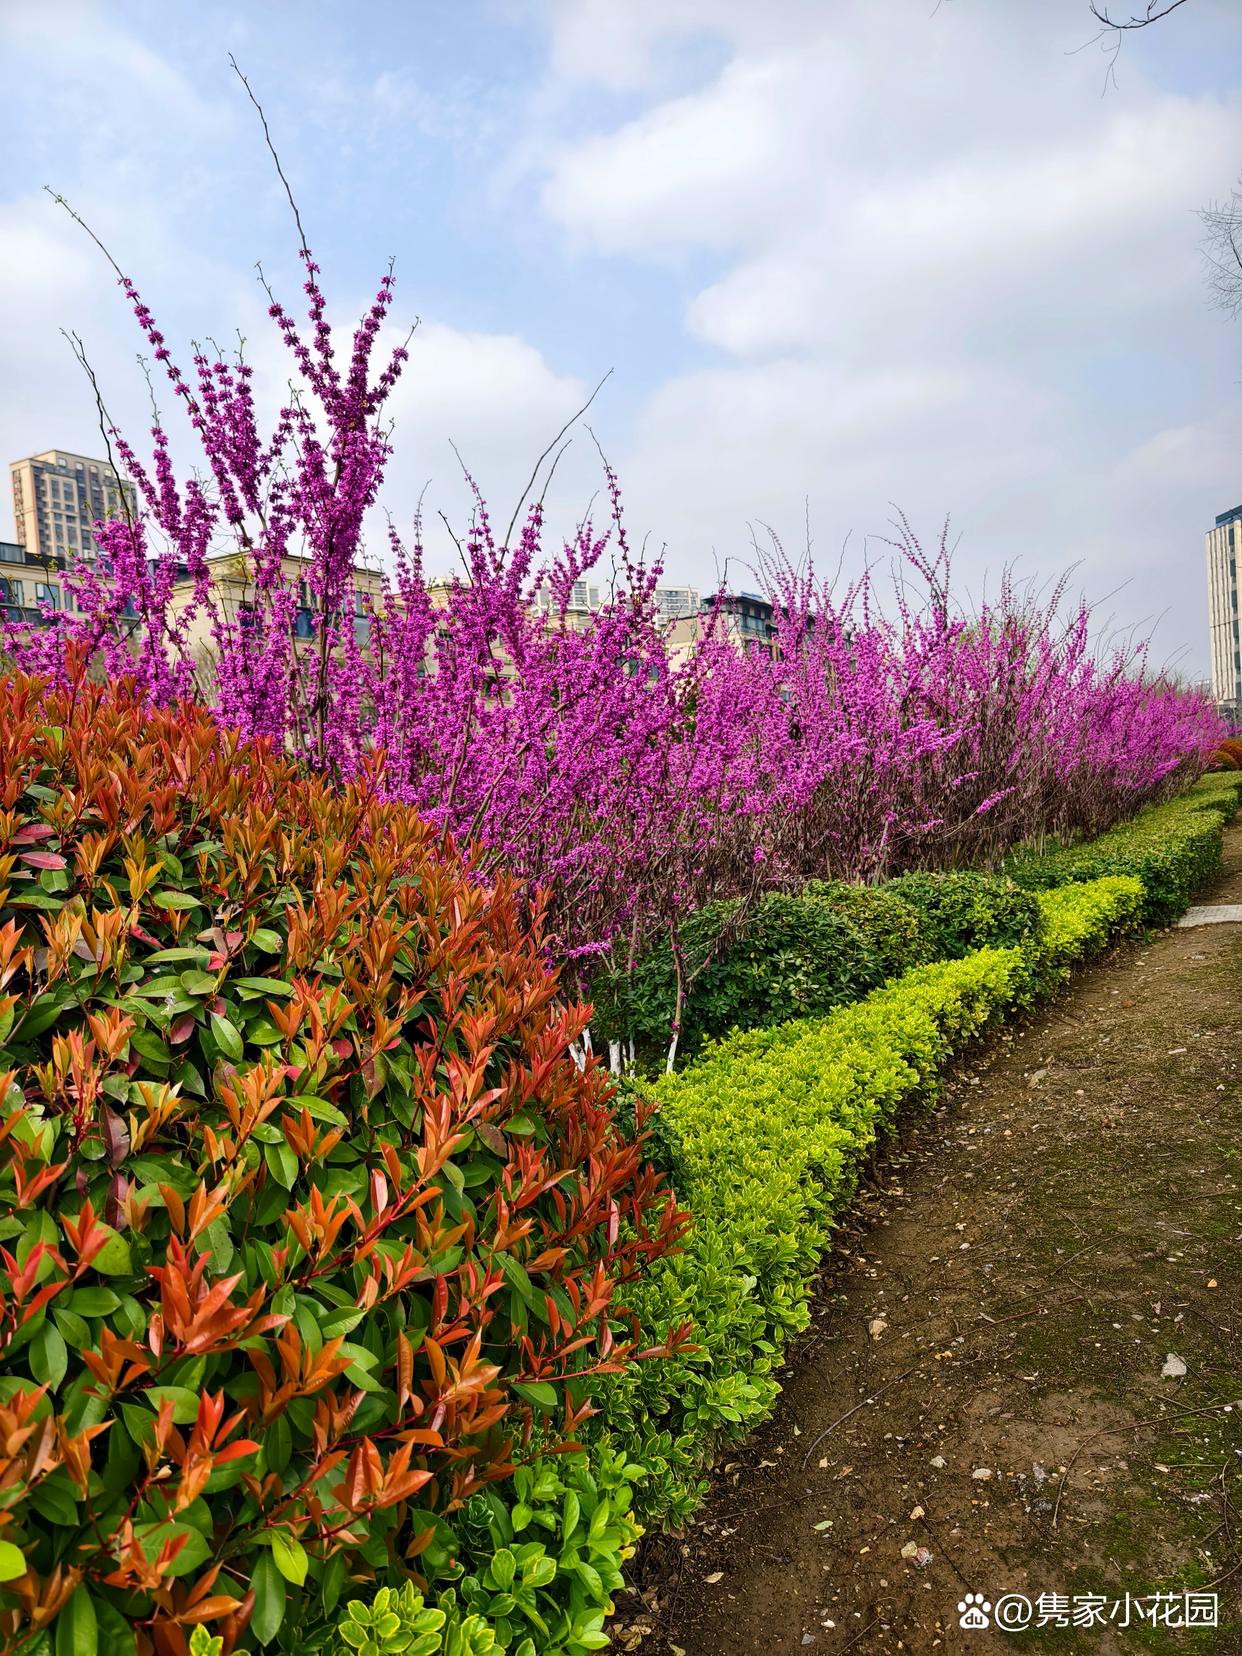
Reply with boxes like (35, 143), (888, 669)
(535, 0), (1242, 672)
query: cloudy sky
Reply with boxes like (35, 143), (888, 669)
(3, 0), (1242, 673)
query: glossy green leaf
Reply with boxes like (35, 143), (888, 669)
(513, 1380), (559, 1411)
(151, 890), (201, 910)
(91, 1226), (132, 1276)
(252, 1551), (286, 1645)
(30, 1322), (67, 1390)
(54, 1587), (97, 1656)
(211, 1013), (243, 1060)
(271, 1529), (308, 1586)
(264, 1139), (297, 1190)
(143, 1385), (202, 1425)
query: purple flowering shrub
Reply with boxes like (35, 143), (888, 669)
(6, 239), (1222, 1014)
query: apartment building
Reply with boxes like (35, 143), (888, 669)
(1206, 504), (1242, 718)
(664, 589), (777, 660)
(10, 449), (136, 570)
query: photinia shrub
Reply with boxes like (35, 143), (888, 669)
(0, 662), (687, 1655)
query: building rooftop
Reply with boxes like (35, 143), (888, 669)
(1215, 505), (1242, 526)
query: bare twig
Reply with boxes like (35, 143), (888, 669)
(1089, 0), (1189, 28)
(229, 55), (309, 255)
(503, 369), (614, 548)
(800, 1363), (926, 1466)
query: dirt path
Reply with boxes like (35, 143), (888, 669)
(623, 824), (1242, 1656)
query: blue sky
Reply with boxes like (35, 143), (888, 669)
(4, 0), (1242, 674)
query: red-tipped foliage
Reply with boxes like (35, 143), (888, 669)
(0, 660), (687, 1651)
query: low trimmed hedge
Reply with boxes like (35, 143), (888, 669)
(1006, 771), (1242, 925)
(594, 872), (1047, 1071)
(590, 874), (1145, 1525)
(882, 869), (1045, 960)
(590, 893), (897, 1070)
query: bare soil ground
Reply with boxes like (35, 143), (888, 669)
(619, 825), (1242, 1656)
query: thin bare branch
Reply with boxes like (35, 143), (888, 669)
(504, 370), (614, 548)
(229, 55), (310, 256)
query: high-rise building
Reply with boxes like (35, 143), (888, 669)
(653, 583), (701, 620)
(10, 448), (136, 570)
(1206, 504), (1242, 716)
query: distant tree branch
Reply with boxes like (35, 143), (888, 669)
(1201, 182), (1242, 320)
(1077, 0), (1191, 91)
(1089, 0), (1189, 28)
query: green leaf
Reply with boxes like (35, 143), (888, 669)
(30, 1470), (80, 1527)
(91, 1227), (132, 1276)
(264, 1139), (298, 1190)
(0, 1539), (26, 1581)
(271, 1529), (308, 1586)
(211, 1013), (244, 1061)
(180, 971), (218, 997)
(126, 978), (191, 1000)
(234, 977), (295, 997)
(137, 1519), (210, 1578)
(250, 928), (283, 953)
(198, 1217), (234, 1273)
(321, 1549), (346, 1614)
(252, 1551), (286, 1645)
(54, 1587), (97, 1656)
(151, 891), (201, 911)
(264, 1412), (292, 1477)
(30, 1323), (67, 1390)
(512, 1381), (559, 1411)
(128, 1029), (171, 1068)
(489, 1548), (516, 1591)
(62, 1287), (120, 1316)
(94, 1599), (136, 1656)
(500, 1254), (537, 1307)
(16, 997), (64, 1039)
(143, 1386), (202, 1425)
(285, 1094), (347, 1126)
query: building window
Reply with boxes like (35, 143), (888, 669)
(294, 608), (314, 640)
(35, 584), (59, 611)
(0, 579), (23, 605)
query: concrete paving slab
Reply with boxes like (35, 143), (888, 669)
(1176, 903), (1242, 926)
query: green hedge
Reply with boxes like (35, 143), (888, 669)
(882, 869), (1044, 960)
(1006, 771), (1242, 925)
(590, 892), (896, 1070)
(589, 874), (1144, 1526)
(593, 872), (1047, 1072)
(329, 1449), (642, 1656)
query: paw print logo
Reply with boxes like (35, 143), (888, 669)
(958, 1594), (992, 1630)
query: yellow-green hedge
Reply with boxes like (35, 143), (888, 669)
(591, 873), (1144, 1524)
